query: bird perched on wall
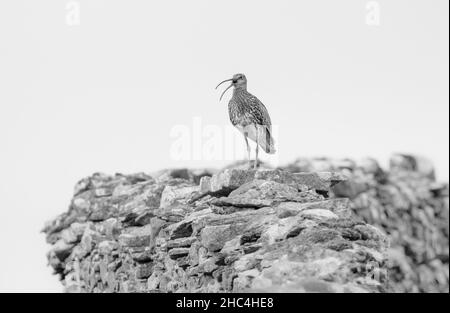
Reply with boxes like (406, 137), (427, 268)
(216, 73), (276, 169)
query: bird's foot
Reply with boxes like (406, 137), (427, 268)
(248, 160), (259, 170)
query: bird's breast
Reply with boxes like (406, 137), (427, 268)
(228, 100), (252, 127)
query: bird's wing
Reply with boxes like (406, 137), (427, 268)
(244, 94), (272, 129)
(240, 93), (276, 154)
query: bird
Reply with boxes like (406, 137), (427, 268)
(216, 73), (276, 169)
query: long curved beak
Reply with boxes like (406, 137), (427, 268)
(215, 78), (233, 90)
(216, 78), (234, 101)
(219, 84), (233, 101)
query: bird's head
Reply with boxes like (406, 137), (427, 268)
(216, 73), (247, 101)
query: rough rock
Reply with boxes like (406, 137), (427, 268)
(281, 154), (449, 292)
(42, 154), (448, 293)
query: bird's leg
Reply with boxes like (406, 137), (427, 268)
(243, 133), (251, 168)
(254, 125), (259, 170)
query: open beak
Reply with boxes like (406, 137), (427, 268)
(215, 78), (234, 101)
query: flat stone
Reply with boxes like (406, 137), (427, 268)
(213, 180), (323, 208)
(200, 169), (257, 196)
(167, 237), (197, 248)
(132, 247), (153, 262)
(118, 224), (152, 247)
(165, 220), (193, 240)
(254, 170), (308, 190)
(300, 209), (339, 220)
(94, 187), (113, 197)
(200, 224), (246, 252)
(168, 248), (190, 259)
(276, 198), (352, 219)
(160, 185), (198, 209)
(291, 172), (347, 191)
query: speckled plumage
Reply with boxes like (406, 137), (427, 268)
(216, 73), (276, 168)
(228, 88), (272, 128)
(228, 87), (275, 154)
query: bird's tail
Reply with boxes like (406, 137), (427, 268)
(258, 125), (276, 154)
(242, 124), (276, 155)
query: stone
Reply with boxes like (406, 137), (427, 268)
(201, 224), (247, 252)
(52, 239), (74, 261)
(74, 227), (98, 258)
(70, 222), (89, 238)
(73, 177), (91, 196)
(135, 263), (154, 279)
(160, 185), (198, 209)
(131, 247), (153, 262)
(390, 154), (435, 179)
(212, 180), (323, 208)
(98, 240), (119, 255)
(94, 187), (113, 197)
(300, 209), (339, 220)
(291, 172), (347, 192)
(168, 248), (190, 259)
(118, 224), (152, 247)
(147, 270), (162, 290)
(165, 220), (194, 240)
(42, 156), (448, 293)
(61, 228), (79, 244)
(332, 173), (371, 199)
(167, 237), (197, 248)
(72, 197), (91, 212)
(199, 169), (256, 196)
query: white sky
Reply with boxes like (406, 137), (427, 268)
(0, 0), (448, 292)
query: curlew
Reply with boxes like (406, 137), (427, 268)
(216, 73), (276, 169)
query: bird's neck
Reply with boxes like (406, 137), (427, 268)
(233, 85), (247, 95)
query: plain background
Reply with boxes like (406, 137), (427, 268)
(0, 0), (448, 292)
